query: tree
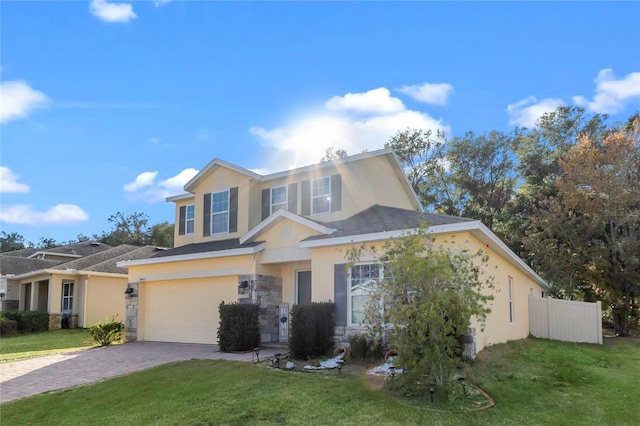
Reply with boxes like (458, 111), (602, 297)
(95, 212), (151, 246)
(37, 237), (59, 249)
(0, 232), (26, 252)
(321, 146), (348, 162)
(148, 221), (174, 248)
(346, 229), (494, 392)
(384, 128), (447, 209)
(524, 119), (640, 335)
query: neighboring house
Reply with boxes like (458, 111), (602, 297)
(118, 149), (548, 352)
(1, 242), (161, 329)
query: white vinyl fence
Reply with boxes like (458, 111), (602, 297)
(529, 295), (603, 344)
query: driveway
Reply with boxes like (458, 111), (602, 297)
(0, 342), (284, 404)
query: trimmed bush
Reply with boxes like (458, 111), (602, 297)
(218, 302), (260, 352)
(0, 317), (18, 336)
(89, 315), (123, 346)
(290, 302), (335, 359)
(2, 311), (49, 333)
(348, 334), (382, 361)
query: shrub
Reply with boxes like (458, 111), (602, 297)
(290, 302), (335, 359)
(89, 315), (123, 346)
(0, 317), (18, 336)
(218, 302), (260, 352)
(2, 311), (49, 333)
(348, 334), (382, 361)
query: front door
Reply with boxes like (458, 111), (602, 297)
(297, 271), (311, 305)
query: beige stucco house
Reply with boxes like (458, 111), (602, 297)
(1, 242), (160, 329)
(118, 149), (548, 352)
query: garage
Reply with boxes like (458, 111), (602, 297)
(141, 277), (238, 344)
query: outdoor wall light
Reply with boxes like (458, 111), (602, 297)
(0, 292), (5, 300)
(124, 286), (135, 298)
(254, 347), (260, 363)
(429, 382), (436, 403)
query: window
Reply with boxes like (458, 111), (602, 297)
(62, 281), (74, 313)
(508, 277), (514, 323)
(349, 264), (388, 325)
(211, 190), (229, 234)
(271, 186), (287, 214)
(312, 176), (331, 214)
(186, 204), (195, 234)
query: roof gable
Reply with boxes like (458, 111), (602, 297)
(240, 209), (335, 245)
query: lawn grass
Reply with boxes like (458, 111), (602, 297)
(0, 329), (94, 362)
(1, 337), (638, 425)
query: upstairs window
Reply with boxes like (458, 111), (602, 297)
(186, 204), (195, 234)
(212, 190), (229, 234)
(271, 186), (287, 214)
(312, 176), (331, 214)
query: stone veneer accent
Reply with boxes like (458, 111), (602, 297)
(49, 313), (62, 330)
(237, 274), (282, 343)
(124, 282), (139, 342)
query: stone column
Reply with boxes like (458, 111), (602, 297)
(124, 282), (139, 342)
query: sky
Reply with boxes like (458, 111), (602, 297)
(1, 1), (639, 246)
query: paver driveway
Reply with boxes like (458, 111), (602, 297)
(0, 342), (283, 404)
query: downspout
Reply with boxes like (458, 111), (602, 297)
(83, 276), (90, 328)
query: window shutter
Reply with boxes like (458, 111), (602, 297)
(229, 187), (238, 233)
(178, 206), (186, 235)
(334, 263), (347, 326)
(331, 174), (342, 212)
(301, 180), (310, 216)
(203, 193), (211, 237)
(261, 188), (270, 221)
(288, 183), (297, 214)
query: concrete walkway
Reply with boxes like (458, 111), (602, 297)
(0, 342), (285, 404)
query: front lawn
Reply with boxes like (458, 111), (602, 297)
(1, 337), (638, 425)
(0, 329), (94, 362)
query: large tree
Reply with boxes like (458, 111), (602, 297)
(0, 232), (26, 252)
(524, 119), (640, 335)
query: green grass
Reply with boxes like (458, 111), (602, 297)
(0, 329), (94, 362)
(1, 337), (639, 425)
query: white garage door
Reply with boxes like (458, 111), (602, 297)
(142, 277), (237, 344)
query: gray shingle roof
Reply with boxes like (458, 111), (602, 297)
(152, 239), (263, 258)
(304, 205), (474, 241)
(0, 256), (63, 275)
(1, 245), (161, 276)
(2, 241), (112, 259)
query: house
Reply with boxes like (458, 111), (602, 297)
(118, 149), (548, 352)
(1, 242), (161, 329)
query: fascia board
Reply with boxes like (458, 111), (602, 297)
(240, 209), (335, 245)
(299, 221), (549, 289)
(116, 242), (266, 268)
(261, 148), (395, 182)
(388, 150), (423, 211)
(27, 251), (82, 259)
(166, 193), (195, 202)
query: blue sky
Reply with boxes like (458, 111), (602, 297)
(1, 1), (639, 245)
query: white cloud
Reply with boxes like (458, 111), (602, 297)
(397, 83), (454, 105)
(125, 168), (199, 203)
(0, 80), (50, 124)
(325, 88), (405, 115)
(250, 87), (449, 171)
(0, 204), (88, 225)
(89, 0), (137, 23)
(123, 171), (158, 192)
(507, 96), (564, 128)
(572, 69), (640, 114)
(0, 166), (30, 193)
